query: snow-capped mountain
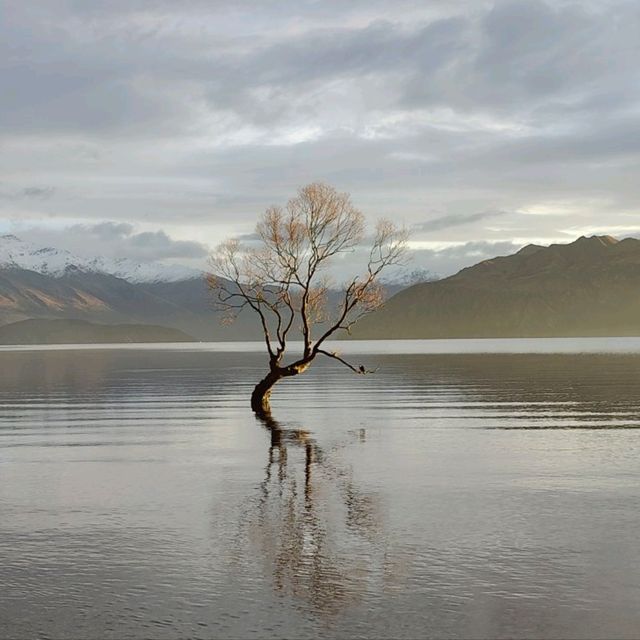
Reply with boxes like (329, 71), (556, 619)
(0, 234), (82, 277)
(0, 234), (202, 283)
(88, 256), (202, 283)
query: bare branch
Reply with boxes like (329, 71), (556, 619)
(316, 349), (378, 375)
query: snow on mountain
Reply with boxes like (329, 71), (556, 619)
(0, 234), (82, 276)
(0, 234), (203, 283)
(87, 256), (203, 283)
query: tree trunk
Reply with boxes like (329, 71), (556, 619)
(251, 370), (282, 415)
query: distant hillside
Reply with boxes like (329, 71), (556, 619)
(0, 265), (413, 342)
(351, 235), (640, 339)
(0, 234), (259, 341)
(0, 233), (430, 341)
(0, 267), (264, 341)
(0, 319), (195, 345)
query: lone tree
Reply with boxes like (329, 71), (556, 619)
(208, 183), (407, 415)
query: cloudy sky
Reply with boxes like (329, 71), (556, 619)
(2, 0), (639, 277)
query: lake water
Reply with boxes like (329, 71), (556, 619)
(2, 339), (640, 639)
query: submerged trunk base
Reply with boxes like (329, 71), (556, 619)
(251, 372), (281, 415)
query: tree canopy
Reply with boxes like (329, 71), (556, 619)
(208, 182), (407, 413)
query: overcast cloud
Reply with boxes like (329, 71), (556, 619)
(2, 0), (639, 275)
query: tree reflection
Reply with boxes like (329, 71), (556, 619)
(240, 410), (382, 618)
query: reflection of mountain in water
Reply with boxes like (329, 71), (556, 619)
(3, 349), (640, 431)
(374, 352), (640, 429)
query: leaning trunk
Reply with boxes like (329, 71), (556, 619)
(251, 370), (282, 415)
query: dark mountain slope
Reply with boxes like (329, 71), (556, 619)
(136, 278), (266, 341)
(0, 269), (264, 340)
(0, 263), (414, 342)
(0, 267), (191, 324)
(351, 236), (640, 339)
(0, 319), (194, 344)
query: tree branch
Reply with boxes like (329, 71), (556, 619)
(208, 183), (407, 382)
(316, 349), (378, 374)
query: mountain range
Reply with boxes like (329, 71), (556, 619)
(0, 234), (233, 340)
(2, 233), (640, 342)
(352, 235), (640, 339)
(0, 234), (415, 342)
(0, 234), (201, 283)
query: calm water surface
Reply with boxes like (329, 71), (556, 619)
(2, 339), (640, 639)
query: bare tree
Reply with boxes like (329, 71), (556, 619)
(208, 183), (407, 415)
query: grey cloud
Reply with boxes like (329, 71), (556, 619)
(234, 232), (262, 243)
(72, 223), (209, 261)
(409, 241), (526, 277)
(195, 1), (640, 127)
(21, 186), (56, 200)
(87, 222), (136, 240)
(3, 1), (637, 134)
(20, 222), (209, 264)
(0, 0), (638, 258)
(415, 210), (511, 233)
(0, 185), (56, 200)
(124, 230), (209, 260)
